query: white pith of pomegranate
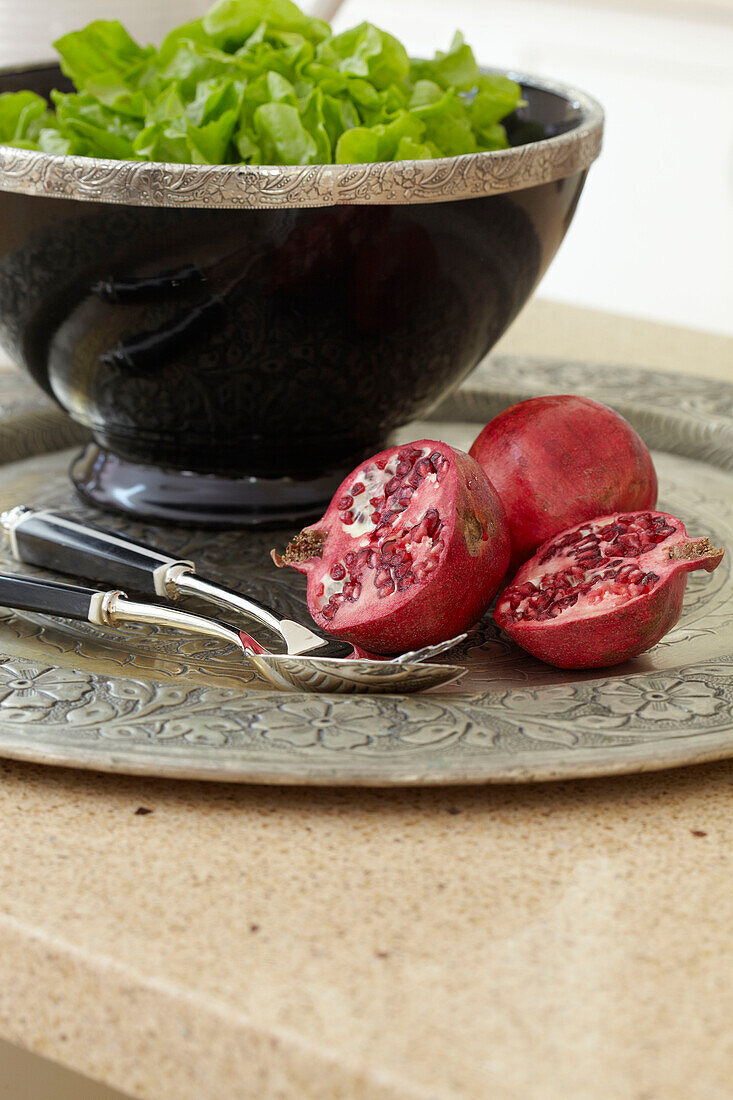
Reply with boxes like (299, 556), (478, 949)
(273, 439), (510, 655)
(495, 510), (724, 669)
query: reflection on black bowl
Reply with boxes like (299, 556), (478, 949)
(0, 65), (602, 526)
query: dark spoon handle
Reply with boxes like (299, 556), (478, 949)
(2, 507), (191, 599)
(0, 571), (102, 620)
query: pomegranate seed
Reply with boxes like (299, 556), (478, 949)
(351, 482), (365, 495)
(375, 568), (391, 586)
(514, 582), (537, 598)
(330, 563), (346, 580)
(424, 514), (441, 539)
(337, 495), (353, 510)
(339, 511), (354, 525)
(343, 582), (361, 601)
(377, 581), (394, 598)
(397, 574), (414, 591)
(345, 551), (357, 568)
(321, 604), (336, 620)
(396, 460), (411, 477)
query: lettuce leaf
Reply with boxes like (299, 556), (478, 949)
(51, 90), (142, 157)
(254, 101), (317, 163)
(202, 0), (329, 50)
(0, 91), (53, 145)
(0, 0), (524, 164)
(409, 31), (479, 91)
(317, 23), (409, 90)
(55, 20), (154, 90)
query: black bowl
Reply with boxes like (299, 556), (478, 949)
(0, 64), (602, 526)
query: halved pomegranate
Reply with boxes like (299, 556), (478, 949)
(495, 510), (724, 668)
(273, 440), (510, 655)
(469, 395), (658, 571)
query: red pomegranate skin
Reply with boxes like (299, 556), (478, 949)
(495, 510), (724, 669)
(469, 395), (658, 571)
(273, 439), (510, 655)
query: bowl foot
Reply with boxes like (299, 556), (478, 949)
(70, 444), (347, 529)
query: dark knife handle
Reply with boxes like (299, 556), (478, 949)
(0, 571), (103, 620)
(3, 508), (191, 598)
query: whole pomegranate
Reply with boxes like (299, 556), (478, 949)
(469, 395), (658, 570)
(273, 440), (510, 655)
(495, 510), (724, 668)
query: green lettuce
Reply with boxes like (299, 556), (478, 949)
(0, 91), (54, 147)
(0, 0), (524, 164)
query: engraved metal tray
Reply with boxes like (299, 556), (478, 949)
(0, 355), (730, 785)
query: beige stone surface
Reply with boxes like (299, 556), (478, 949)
(494, 299), (733, 381)
(0, 760), (732, 1100)
(0, 303), (730, 1098)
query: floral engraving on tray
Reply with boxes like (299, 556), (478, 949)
(0, 653), (729, 769)
(591, 677), (725, 727)
(253, 698), (387, 751)
(0, 666), (92, 713)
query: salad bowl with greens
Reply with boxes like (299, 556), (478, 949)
(0, 0), (602, 526)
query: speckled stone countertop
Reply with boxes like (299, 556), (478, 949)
(0, 302), (731, 1099)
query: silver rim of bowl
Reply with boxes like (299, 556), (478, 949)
(0, 66), (603, 209)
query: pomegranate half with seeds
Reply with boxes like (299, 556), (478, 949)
(495, 510), (724, 669)
(469, 395), (658, 571)
(273, 440), (510, 655)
